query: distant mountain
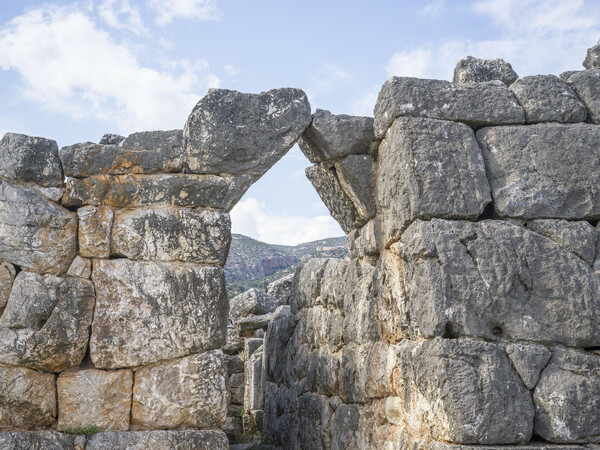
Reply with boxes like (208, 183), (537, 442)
(225, 233), (347, 296)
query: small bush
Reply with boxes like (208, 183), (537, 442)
(64, 425), (101, 436)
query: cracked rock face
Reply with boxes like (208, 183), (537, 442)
(562, 70), (600, 124)
(78, 205), (113, 259)
(506, 343), (551, 390)
(335, 155), (376, 223)
(90, 259), (228, 369)
(0, 432), (73, 449)
(583, 40), (600, 69)
(0, 262), (16, 316)
(229, 288), (282, 323)
(86, 430), (229, 449)
(184, 88), (311, 177)
(453, 56), (519, 86)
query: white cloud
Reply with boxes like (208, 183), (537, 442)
(224, 64), (239, 77)
(350, 88), (378, 117)
(149, 0), (221, 26)
(230, 197), (344, 246)
(98, 0), (146, 35)
(386, 47), (436, 79)
(422, 0), (444, 18)
(0, 5), (220, 133)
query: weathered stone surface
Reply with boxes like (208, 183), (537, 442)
(77, 205), (113, 258)
(398, 219), (600, 347)
(225, 354), (244, 374)
(90, 259), (227, 368)
(330, 403), (360, 450)
(534, 348), (600, 443)
(267, 273), (294, 304)
(230, 372), (245, 405)
(66, 256), (91, 279)
(238, 314), (272, 333)
(184, 88), (311, 177)
(562, 70), (600, 124)
(229, 288), (281, 322)
(60, 130), (184, 176)
(506, 343), (552, 390)
(0, 432), (73, 449)
(320, 258), (349, 310)
(526, 219), (598, 265)
(132, 350), (227, 429)
(264, 306), (294, 385)
(298, 109), (374, 163)
(244, 343), (264, 412)
(111, 206), (231, 265)
(0, 180), (77, 274)
(395, 338), (533, 445)
(57, 369), (132, 431)
(342, 259), (378, 345)
(347, 220), (379, 260)
(584, 40), (600, 69)
(290, 258), (329, 314)
(453, 56), (519, 86)
(0, 272), (95, 372)
(377, 117), (491, 246)
(0, 364), (56, 429)
(0, 132), (62, 187)
(335, 154), (376, 222)
(86, 430), (229, 449)
(306, 346), (342, 397)
(224, 327), (244, 355)
(509, 75), (587, 123)
(63, 173), (253, 211)
(477, 123), (600, 219)
(306, 163), (359, 233)
(99, 133), (125, 145)
(374, 77), (525, 138)
(296, 393), (332, 449)
(0, 262), (15, 315)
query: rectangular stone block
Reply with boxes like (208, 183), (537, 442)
(78, 205), (113, 258)
(563, 69), (600, 123)
(86, 430), (229, 449)
(90, 260), (228, 368)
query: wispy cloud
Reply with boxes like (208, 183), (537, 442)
(98, 0), (146, 35)
(224, 64), (239, 77)
(149, 0), (221, 26)
(350, 88), (378, 117)
(422, 0), (445, 18)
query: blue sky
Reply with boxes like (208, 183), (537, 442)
(0, 0), (599, 245)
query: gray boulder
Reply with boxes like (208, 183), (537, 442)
(90, 260), (228, 369)
(229, 288), (281, 322)
(373, 77), (525, 139)
(267, 273), (294, 303)
(506, 343), (552, 389)
(336, 155), (376, 222)
(477, 123), (600, 219)
(562, 70), (600, 123)
(184, 88), (311, 177)
(453, 56), (519, 86)
(526, 219), (598, 265)
(376, 117), (491, 247)
(509, 75), (587, 123)
(0, 180), (77, 274)
(583, 40), (600, 69)
(99, 133), (125, 145)
(86, 430), (228, 449)
(298, 109), (374, 163)
(0, 432), (73, 449)
(534, 348), (600, 443)
(0, 133), (62, 188)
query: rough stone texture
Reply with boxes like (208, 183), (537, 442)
(224, 327), (244, 355)
(584, 40), (600, 69)
(225, 354), (244, 374)
(90, 259), (227, 369)
(394, 338), (533, 445)
(377, 117), (491, 246)
(335, 154), (376, 222)
(373, 77), (525, 139)
(77, 205), (113, 258)
(244, 343), (264, 412)
(267, 273), (294, 304)
(453, 56), (519, 86)
(0, 364), (56, 429)
(477, 123), (600, 220)
(347, 220), (379, 260)
(0, 432), (73, 449)
(238, 313), (274, 333)
(66, 256), (92, 279)
(509, 75), (587, 123)
(290, 258), (329, 314)
(86, 430), (229, 449)
(0, 272), (95, 372)
(298, 109), (374, 163)
(0, 262), (16, 315)
(57, 369), (133, 431)
(306, 163), (359, 233)
(398, 219), (600, 347)
(506, 343), (552, 390)
(111, 206), (231, 265)
(132, 350), (227, 429)
(0, 180), (77, 274)
(229, 288), (281, 322)
(534, 348), (600, 443)
(0, 132), (62, 188)
(342, 259), (378, 345)
(526, 219), (598, 265)
(230, 372), (245, 404)
(99, 133), (125, 145)
(59, 129), (184, 176)
(562, 70), (600, 124)
(184, 88), (311, 177)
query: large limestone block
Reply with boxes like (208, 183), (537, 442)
(132, 350), (227, 429)
(377, 117), (491, 246)
(562, 70), (600, 124)
(0, 133), (62, 187)
(320, 258), (350, 310)
(374, 77), (525, 138)
(477, 123), (600, 219)
(267, 273), (294, 304)
(506, 343), (551, 390)
(347, 219), (379, 260)
(229, 288), (281, 322)
(335, 154), (376, 222)
(526, 219), (598, 265)
(244, 343), (264, 411)
(90, 260), (227, 368)
(111, 206), (231, 265)
(86, 430), (229, 449)
(0, 432), (73, 449)
(453, 56), (519, 86)
(57, 369), (132, 432)
(398, 219), (600, 347)
(298, 109), (374, 163)
(63, 173), (253, 211)
(0, 364), (56, 429)
(0, 180), (77, 274)
(296, 393), (332, 449)
(60, 129), (184, 176)
(509, 75), (587, 123)
(395, 338), (533, 445)
(290, 258), (329, 313)
(264, 306), (295, 385)
(77, 205), (113, 258)
(342, 259), (378, 345)
(0, 262), (16, 315)
(0, 272), (95, 372)
(184, 88), (311, 177)
(330, 404), (360, 450)
(534, 348), (600, 443)
(584, 40), (600, 69)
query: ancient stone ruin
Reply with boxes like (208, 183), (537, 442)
(1, 41), (600, 449)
